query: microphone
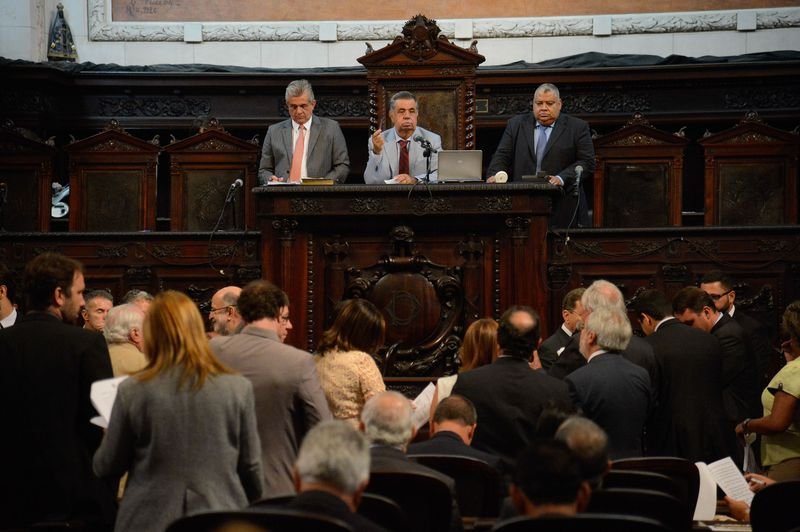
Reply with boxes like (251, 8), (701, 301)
(413, 135), (432, 149)
(573, 165), (583, 198)
(230, 178), (244, 189)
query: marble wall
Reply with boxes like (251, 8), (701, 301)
(1, 0), (799, 68)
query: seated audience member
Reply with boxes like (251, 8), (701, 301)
(94, 290), (264, 532)
(104, 303), (147, 377)
(566, 307), (651, 459)
(539, 288), (585, 371)
(734, 300), (800, 482)
(315, 299), (386, 425)
(121, 288), (153, 314)
(282, 420), (388, 531)
(364, 91), (442, 184)
(555, 416), (611, 492)
(409, 394), (502, 471)
(452, 305), (572, 469)
(0, 262), (19, 328)
(507, 439), (590, 519)
(360, 390), (463, 532)
(82, 288), (113, 333)
(723, 473), (776, 522)
(209, 285), (244, 336)
(431, 318), (498, 422)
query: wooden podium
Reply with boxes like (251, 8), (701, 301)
(254, 182), (559, 377)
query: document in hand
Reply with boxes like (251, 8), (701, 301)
(90, 376), (128, 428)
(694, 456), (754, 520)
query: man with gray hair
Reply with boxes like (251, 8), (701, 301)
(565, 307), (651, 459)
(121, 288), (153, 314)
(283, 420), (388, 532)
(555, 416), (611, 492)
(104, 303), (147, 377)
(360, 391), (462, 532)
(364, 91), (443, 184)
(258, 79), (350, 184)
(208, 286), (244, 337)
(81, 289), (113, 333)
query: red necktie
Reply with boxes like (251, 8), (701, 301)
(289, 125), (305, 182)
(398, 139), (409, 175)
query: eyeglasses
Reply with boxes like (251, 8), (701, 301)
(279, 314), (291, 324)
(209, 305), (234, 315)
(708, 290), (732, 301)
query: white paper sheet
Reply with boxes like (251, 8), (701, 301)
(90, 376), (128, 428)
(707, 456), (754, 505)
(411, 382), (436, 431)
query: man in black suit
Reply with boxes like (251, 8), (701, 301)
(486, 82), (595, 227)
(284, 420), (388, 532)
(0, 261), (19, 328)
(632, 289), (733, 462)
(0, 253), (116, 529)
(538, 287), (585, 371)
(408, 394), (502, 471)
(452, 305), (573, 469)
(701, 270), (777, 389)
(360, 391), (462, 532)
(566, 307), (651, 459)
(673, 286), (761, 424)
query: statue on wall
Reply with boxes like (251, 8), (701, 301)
(48, 3), (77, 62)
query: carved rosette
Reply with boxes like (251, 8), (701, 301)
(151, 244), (182, 258)
(350, 198), (387, 213)
(397, 15), (444, 61)
(290, 198), (323, 214)
(476, 195), (512, 212)
(411, 197), (452, 215)
(272, 218), (299, 240)
(96, 245), (128, 258)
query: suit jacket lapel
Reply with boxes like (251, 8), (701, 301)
(384, 129), (399, 176)
(544, 117), (565, 158)
(523, 114), (537, 163)
(306, 119), (321, 167)
(281, 121), (294, 166)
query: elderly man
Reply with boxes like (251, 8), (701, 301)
(555, 416), (611, 492)
(258, 79), (350, 184)
(282, 420), (388, 532)
(104, 303), (147, 377)
(565, 307), (651, 459)
(81, 289), (113, 333)
(360, 390), (462, 532)
(210, 279), (331, 497)
(0, 253), (115, 529)
(209, 286), (244, 336)
(486, 82), (594, 227)
(121, 288), (153, 314)
(364, 91), (443, 184)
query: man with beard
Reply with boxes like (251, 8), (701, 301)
(0, 253), (115, 530)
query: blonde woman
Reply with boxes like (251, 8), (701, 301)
(93, 291), (263, 532)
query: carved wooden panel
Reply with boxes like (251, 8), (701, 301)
(182, 168), (245, 231)
(718, 161), (785, 226)
(604, 163), (670, 227)
(83, 170), (142, 231)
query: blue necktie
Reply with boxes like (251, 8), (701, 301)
(536, 124), (549, 173)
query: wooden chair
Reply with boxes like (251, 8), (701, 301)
(491, 513), (669, 532)
(408, 454), (504, 517)
(611, 456), (700, 519)
(366, 470), (454, 532)
(586, 488), (688, 532)
(166, 509), (353, 532)
(750, 479), (800, 532)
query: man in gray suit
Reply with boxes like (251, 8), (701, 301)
(258, 79), (350, 184)
(210, 279), (332, 497)
(364, 91), (443, 184)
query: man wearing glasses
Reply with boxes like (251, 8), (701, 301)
(209, 286), (244, 336)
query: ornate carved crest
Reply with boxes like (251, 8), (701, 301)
(395, 14), (445, 61)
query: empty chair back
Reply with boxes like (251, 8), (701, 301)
(491, 513), (669, 532)
(366, 470), (453, 532)
(357, 493), (411, 532)
(603, 470), (681, 500)
(166, 509), (353, 532)
(750, 480), (800, 532)
(409, 454), (504, 517)
(612, 456), (699, 518)
(587, 488), (688, 532)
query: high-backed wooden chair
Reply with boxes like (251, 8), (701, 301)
(611, 456), (700, 519)
(366, 469), (454, 532)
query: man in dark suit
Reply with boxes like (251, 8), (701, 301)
(258, 79), (350, 184)
(210, 280), (332, 498)
(673, 286), (761, 423)
(566, 307), (651, 459)
(538, 287), (585, 371)
(0, 253), (116, 529)
(486, 82), (595, 227)
(0, 261), (19, 328)
(701, 270), (777, 389)
(632, 289), (734, 462)
(284, 420), (388, 532)
(408, 394), (502, 471)
(452, 305), (573, 469)
(361, 391), (462, 532)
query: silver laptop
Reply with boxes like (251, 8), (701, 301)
(437, 150), (483, 182)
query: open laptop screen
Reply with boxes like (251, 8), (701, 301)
(437, 150), (483, 182)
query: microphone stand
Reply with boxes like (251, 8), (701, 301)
(409, 138), (433, 200)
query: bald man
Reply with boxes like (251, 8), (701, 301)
(209, 286), (244, 336)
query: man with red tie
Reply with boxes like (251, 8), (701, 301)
(364, 91), (443, 184)
(258, 79), (350, 184)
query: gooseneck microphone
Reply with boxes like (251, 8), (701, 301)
(230, 178), (244, 189)
(413, 135), (432, 149)
(573, 165), (584, 198)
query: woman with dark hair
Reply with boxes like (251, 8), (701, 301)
(430, 318), (499, 422)
(93, 290), (264, 532)
(314, 299), (386, 425)
(735, 300), (800, 481)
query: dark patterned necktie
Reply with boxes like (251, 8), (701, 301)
(398, 139), (410, 175)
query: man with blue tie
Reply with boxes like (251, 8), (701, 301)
(486, 83), (594, 227)
(364, 91), (443, 184)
